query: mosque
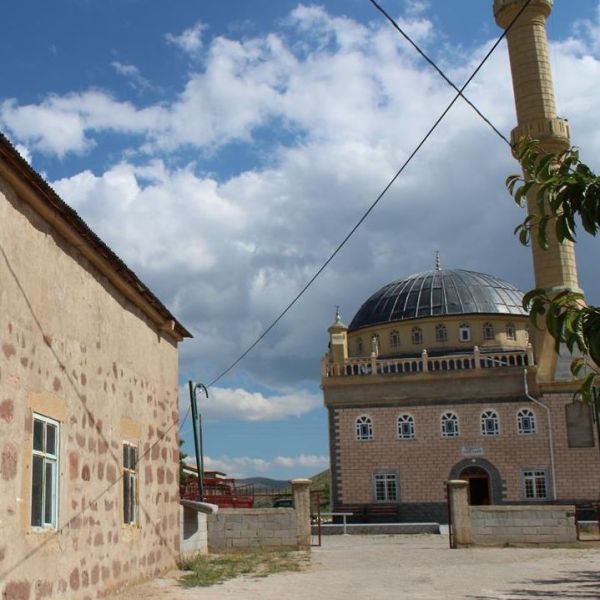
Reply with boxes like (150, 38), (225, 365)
(321, 0), (600, 522)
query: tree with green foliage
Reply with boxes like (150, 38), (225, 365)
(506, 138), (600, 399)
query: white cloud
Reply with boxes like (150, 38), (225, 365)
(203, 455), (271, 477)
(111, 61), (152, 91)
(3, 5), (600, 400)
(165, 21), (207, 55)
(15, 143), (31, 164)
(186, 453), (328, 478)
(274, 454), (329, 469)
(178, 385), (321, 424)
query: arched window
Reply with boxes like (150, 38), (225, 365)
(506, 323), (516, 341)
(411, 327), (423, 345)
(517, 408), (536, 435)
(355, 416), (373, 441)
(389, 330), (400, 348)
(397, 414), (415, 440)
(357, 338), (363, 355)
(441, 412), (459, 437)
(435, 324), (448, 342)
(481, 410), (499, 436)
(459, 324), (471, 342)
(483, 322), (494, 341)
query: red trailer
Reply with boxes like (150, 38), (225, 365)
(180, 469), (254, 508)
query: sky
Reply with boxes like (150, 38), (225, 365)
(1, 0), (599, 480)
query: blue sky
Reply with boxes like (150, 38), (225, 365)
(2, 1), (599, 479)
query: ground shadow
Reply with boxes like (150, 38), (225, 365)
(467, 569), (600, 599)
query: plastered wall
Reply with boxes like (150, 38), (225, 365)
(0, 175), (181, 599)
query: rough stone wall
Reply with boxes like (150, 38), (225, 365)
(471, 505), (577, 545)
(0, 175), (181, 599)
(207, 509), (298, 551)
(330, 390), (600, 507)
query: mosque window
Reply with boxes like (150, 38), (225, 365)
(483, 322), (494, 340)
(459, 324), (471, 342)
(397, 414), (415, 440)
(481, 410), (500, 436)
(522, 469), (548, 500)
(390, 330), (400, 348)
(357, 338), (363, 355)
(373, 472), (398, 502)
(411, 327), (423, 345)
(517, 408), (536, 435)
(506, 323), (516, 341)
(355, 416), (373, 441)
(435, 324), (448, 343)
(441, 412), (459, 438)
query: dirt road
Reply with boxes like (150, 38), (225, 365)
(111, 534), (600, 599)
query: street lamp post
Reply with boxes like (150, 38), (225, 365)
(188, 381), (209, 500)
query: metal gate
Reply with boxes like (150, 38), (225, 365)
(311, 490), (322, 547)
(575, 502), (600, 541)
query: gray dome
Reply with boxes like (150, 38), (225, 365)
(349, 269), (527, 330)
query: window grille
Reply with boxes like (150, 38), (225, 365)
(355, 416), (373, 441)
(374, 473), (398, 502)
(397, 414), (415, 440)
(411, 327), (423, 345)
(517, 408), (536, 434)
(441, 412), (459, 437)
(435, 324), (448, 342)
(522, 469), (548, 499)
(123, 443), (138, 525)
(483, 322), (494, 340)
(481, 410), (500, 436)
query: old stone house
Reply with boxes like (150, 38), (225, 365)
(322, 0), (600, 522)
(0, 132), (190, 599)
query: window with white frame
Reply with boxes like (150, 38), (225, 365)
(397, 414), (415, 440)
(522, 469), (548, 499)
(459, 324), (471, 342)
(355, 416), (373, 441)
(374, 473), (398, 502)
(441, 412), (459, 437)
(31, 414), (59, 529)
(506, 323), (516, 341)
(481, 410), (500, 436)
(435, 324), (448, 342)
(483, 322), (494, 341)
(390, 330), (400, 348)
(411, 327), (423, 345)
(123, 442), (138, 525)
(517, 408), (536, 435)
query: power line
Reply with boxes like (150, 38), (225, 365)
(370, 0), (513, 147)
(202, 0), (531, 391)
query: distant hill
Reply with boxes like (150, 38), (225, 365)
(236, 476), (290, 491)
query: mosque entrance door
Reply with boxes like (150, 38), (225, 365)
(459, 466), (490, 505)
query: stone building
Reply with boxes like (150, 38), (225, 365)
(322, 0), (600, 522)
(0, 132), (190, 599)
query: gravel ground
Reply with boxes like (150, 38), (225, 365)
(110, 534), (600, 600)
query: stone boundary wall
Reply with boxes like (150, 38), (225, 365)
(180, 506), (208, 557)
(471, 505), (577, 545)
(207, 508), (297, 551)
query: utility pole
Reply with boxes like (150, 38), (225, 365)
(188, 381), (209, 500)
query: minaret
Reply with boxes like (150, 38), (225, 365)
(328, 307), (348, 365)
(494, 0), (580, 381)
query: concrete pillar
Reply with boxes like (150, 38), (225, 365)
(447, 480), (472, 548)
(291, 478), (312, 550)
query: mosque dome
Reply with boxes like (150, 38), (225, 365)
(349, 269), (527, 331)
